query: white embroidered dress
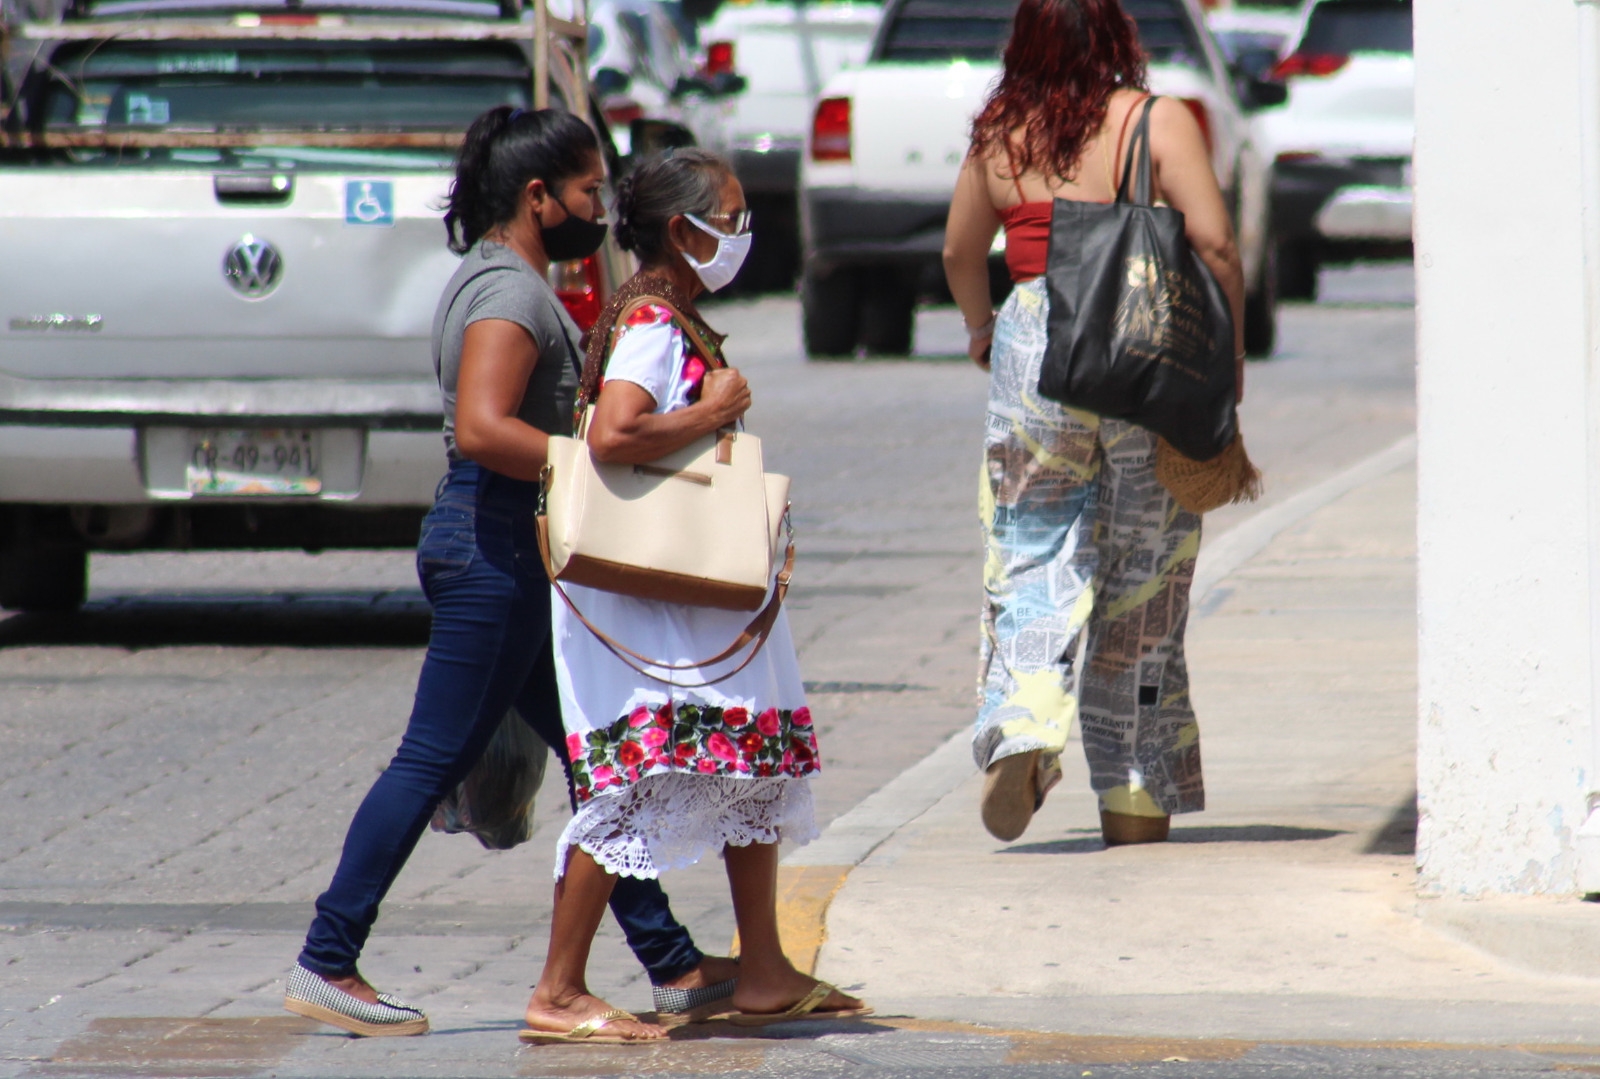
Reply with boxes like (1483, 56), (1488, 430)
(552, 304), (818, 880)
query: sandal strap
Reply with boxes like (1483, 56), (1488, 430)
(780, 981), (834, 1020)
(568, 1008), (635, 1039)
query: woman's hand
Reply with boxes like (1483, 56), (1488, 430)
(968, 331), (993, 370)
(588, 367), (755, 465)
(699, 367), (752, 427)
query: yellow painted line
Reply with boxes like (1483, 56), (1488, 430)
(732, 863), (852, 976)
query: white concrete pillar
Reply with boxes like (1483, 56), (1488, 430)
(1415, 0), (1593, 894)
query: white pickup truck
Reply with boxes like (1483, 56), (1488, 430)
(797, 0), (1285, 358)
(0, 0), (619, 611)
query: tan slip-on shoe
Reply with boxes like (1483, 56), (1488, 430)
(981, 750), (1061, 841)
(1100, 809), (1172, 846)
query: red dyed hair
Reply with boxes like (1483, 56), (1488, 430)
(970, 0), (1149, 182)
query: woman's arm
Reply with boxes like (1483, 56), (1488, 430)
(1148, 97), (1248, 400)
(587, 367), (751, 465)
(943, 154), (1004, 368)
(454, 319), (552, 481)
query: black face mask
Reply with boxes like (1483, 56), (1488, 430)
(541, 193), (609, 262)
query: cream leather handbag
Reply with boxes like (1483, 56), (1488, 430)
(535, 297), (794, 685)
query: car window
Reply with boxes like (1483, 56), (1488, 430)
(875, 0), (1206, 71)
(1300, 0), (1413, 55)
(29, 41), (532, 168)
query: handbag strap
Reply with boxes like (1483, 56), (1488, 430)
(1115, 95), (1159, 208)
(536, 513), (796, 688)
(614, 295), (727, 376)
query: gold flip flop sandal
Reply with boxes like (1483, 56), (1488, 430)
(727, 981), (874, 1027)
(518, 1008), (656, 1045)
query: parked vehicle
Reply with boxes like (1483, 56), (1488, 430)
(0, 0), (621, 612)
(697, 0), (882, 290)
(798, 0), (1286, 358)
(1205, 5), (1299, 79)
(1258, 0), (1413, 298)
(582, 0), (739, 155)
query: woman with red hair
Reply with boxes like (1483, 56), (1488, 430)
(944, 0), (1245, 847)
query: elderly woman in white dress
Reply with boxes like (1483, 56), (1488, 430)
(519, 149), (869, 1044)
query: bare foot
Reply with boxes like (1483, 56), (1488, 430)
(659, 955), (739, 991)
(524, 990), (666, 1041)
(321, 971), (381, 1006)
(731, 969), (863, 1016)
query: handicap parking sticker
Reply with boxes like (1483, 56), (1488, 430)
(344, 180), (395, 227)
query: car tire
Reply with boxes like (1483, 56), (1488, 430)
(1277, 240), (1319, 301)
(802, 268), (863, 358)
(858, 271), (916, 356)
(0, 543), (87, 613)
(1243, 237), (1279, 359)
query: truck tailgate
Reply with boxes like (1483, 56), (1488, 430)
(0, 170), (458, 381)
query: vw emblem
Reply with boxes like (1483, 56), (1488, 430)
(223, 234), (283, 299)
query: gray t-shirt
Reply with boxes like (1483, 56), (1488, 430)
(431, 241), (582, 460)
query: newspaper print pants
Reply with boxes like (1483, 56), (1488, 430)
(975, 277), (1205, 817)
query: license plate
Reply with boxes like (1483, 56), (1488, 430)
(186, 428), (321, 496)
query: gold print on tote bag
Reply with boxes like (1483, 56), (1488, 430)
(1113, 255), (1215, 384)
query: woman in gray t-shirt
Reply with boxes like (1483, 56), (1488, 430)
(287, 107), (733, 1044)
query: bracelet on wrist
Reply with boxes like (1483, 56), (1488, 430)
(965, 314), (997, 341)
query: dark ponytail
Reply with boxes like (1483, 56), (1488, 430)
(443, 106), (600, 255)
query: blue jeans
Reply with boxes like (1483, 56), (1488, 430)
(298, 460), (703, 984)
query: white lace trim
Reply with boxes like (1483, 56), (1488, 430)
(554, 773), (818, 880)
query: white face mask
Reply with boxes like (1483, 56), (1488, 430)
(682, 214), (753, 292)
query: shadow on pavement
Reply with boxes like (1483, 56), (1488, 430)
(0, 590), (431, 649)
(1363, 792), (1418, 855)
(1002, 824), (1348, 855)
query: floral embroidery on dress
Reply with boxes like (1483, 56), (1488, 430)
(565, 703), (820, 802)
(607, 303), (709, 401)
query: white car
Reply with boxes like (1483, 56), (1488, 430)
(577, 0), (735, 155)
(696, 0), (882, 289)
(1257, 0), (1413, 298)
(798, 0), (1285, 357)
(1206, 5), (1300, 79)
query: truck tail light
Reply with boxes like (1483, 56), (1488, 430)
(602, 99), (644, 126)
(551, 256), (603, 330)
(1271, 52), (1350, 79)
(811, 97), (851, 162)
(1179, 98), (1213, 155)
(704, 40), (735, 76)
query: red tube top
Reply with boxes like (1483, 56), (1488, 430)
(999, 198), (1115, 283)
(999, 201), (1053, 283)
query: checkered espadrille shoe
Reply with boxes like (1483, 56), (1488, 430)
(651, 977), (737, 1022)
(283, 962), (430, 1037)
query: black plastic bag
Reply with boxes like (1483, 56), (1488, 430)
(430, 707), (548, 851)
(1038, 96), (1239, 462)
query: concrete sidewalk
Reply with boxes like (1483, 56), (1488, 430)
(812, 453), (1600, 1046)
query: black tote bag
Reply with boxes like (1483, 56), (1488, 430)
(1037, 96), (1238, 462)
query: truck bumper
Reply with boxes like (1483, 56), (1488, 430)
(1271, 157), (1413, 246)
(801, 186), (951, 272)
(0, 424), (445, 507)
